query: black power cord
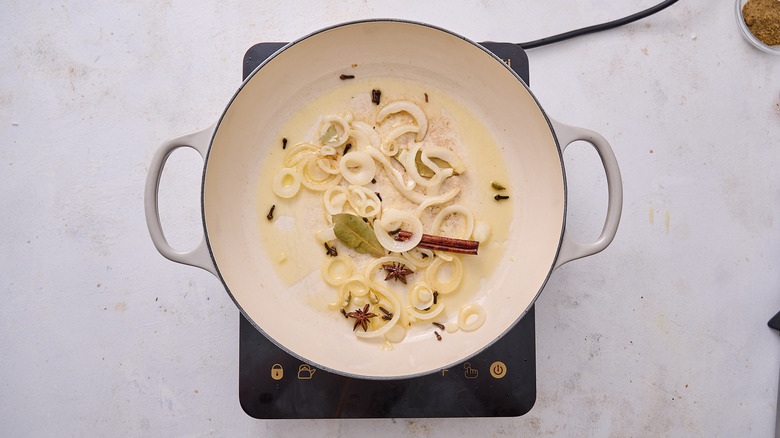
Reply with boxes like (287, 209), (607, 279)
(517, 0), (680, 49)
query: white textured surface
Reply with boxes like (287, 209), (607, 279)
(2, 0), (779, 436)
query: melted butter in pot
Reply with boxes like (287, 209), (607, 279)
(256, 79), (514, 321)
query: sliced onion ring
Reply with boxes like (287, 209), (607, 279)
(301, 156), (341, 191)
(347, 185), (381, 218)
(414, 187), (460, 217)
(323, 186), (348, 216)
(458, 303), (486, 331)
(319, 115), (350, 147)
(381, 124), (418, 156)
(431, 205), (475, 240)
(408, 281), (435, 310)
(321, 255), (353, 286)
(271, 167), (301, 199)
(317, 157), (341, 175)
(339, 151), (376, 186)
(340, 276), (370, 298)
(376, 100), (428, 141)
(424, 147), (466, 174)
(364, 147), (424, 204)
(424, 256), (463, 295)
(374, 209), (423, 253)
(349, 121), (381, 150)
(283, 142), (318, 167)
(403, 142), (451, 189)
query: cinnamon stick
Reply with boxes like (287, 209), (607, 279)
(395, 230), (479, 255)
(396, 230), (478, 248)
(417, 242), (478, 255)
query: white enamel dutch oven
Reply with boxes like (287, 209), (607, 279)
(145, 20), (622, 379)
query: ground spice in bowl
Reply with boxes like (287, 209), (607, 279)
(742, 0), (780, 46)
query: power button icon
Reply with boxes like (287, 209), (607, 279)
(489, 361), (507, 379)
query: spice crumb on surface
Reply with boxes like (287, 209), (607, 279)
(742, 0), (780, 46)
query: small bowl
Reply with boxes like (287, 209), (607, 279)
(735, 0), (780, 55)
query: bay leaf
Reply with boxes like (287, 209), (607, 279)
(415, 150), (457, 177)
(332, 213), (385, 258)
(320, 124), (338, 144)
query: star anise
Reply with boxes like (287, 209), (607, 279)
(345, 304), (377, 332)
(382, 262), (414, 284)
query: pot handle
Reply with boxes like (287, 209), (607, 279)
(551, 119), (623, 270)
(144, 124), (219, 277)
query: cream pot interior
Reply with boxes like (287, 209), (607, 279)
(146, 20), (622, 379)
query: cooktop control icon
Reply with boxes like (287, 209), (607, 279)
(270, 364), (283, 380)
(490, 361), (507, 379)
(463, 362), (478, 379)
(297, 364), (316, 380)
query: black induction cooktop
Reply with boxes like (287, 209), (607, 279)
(238, 41), (536, 419)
